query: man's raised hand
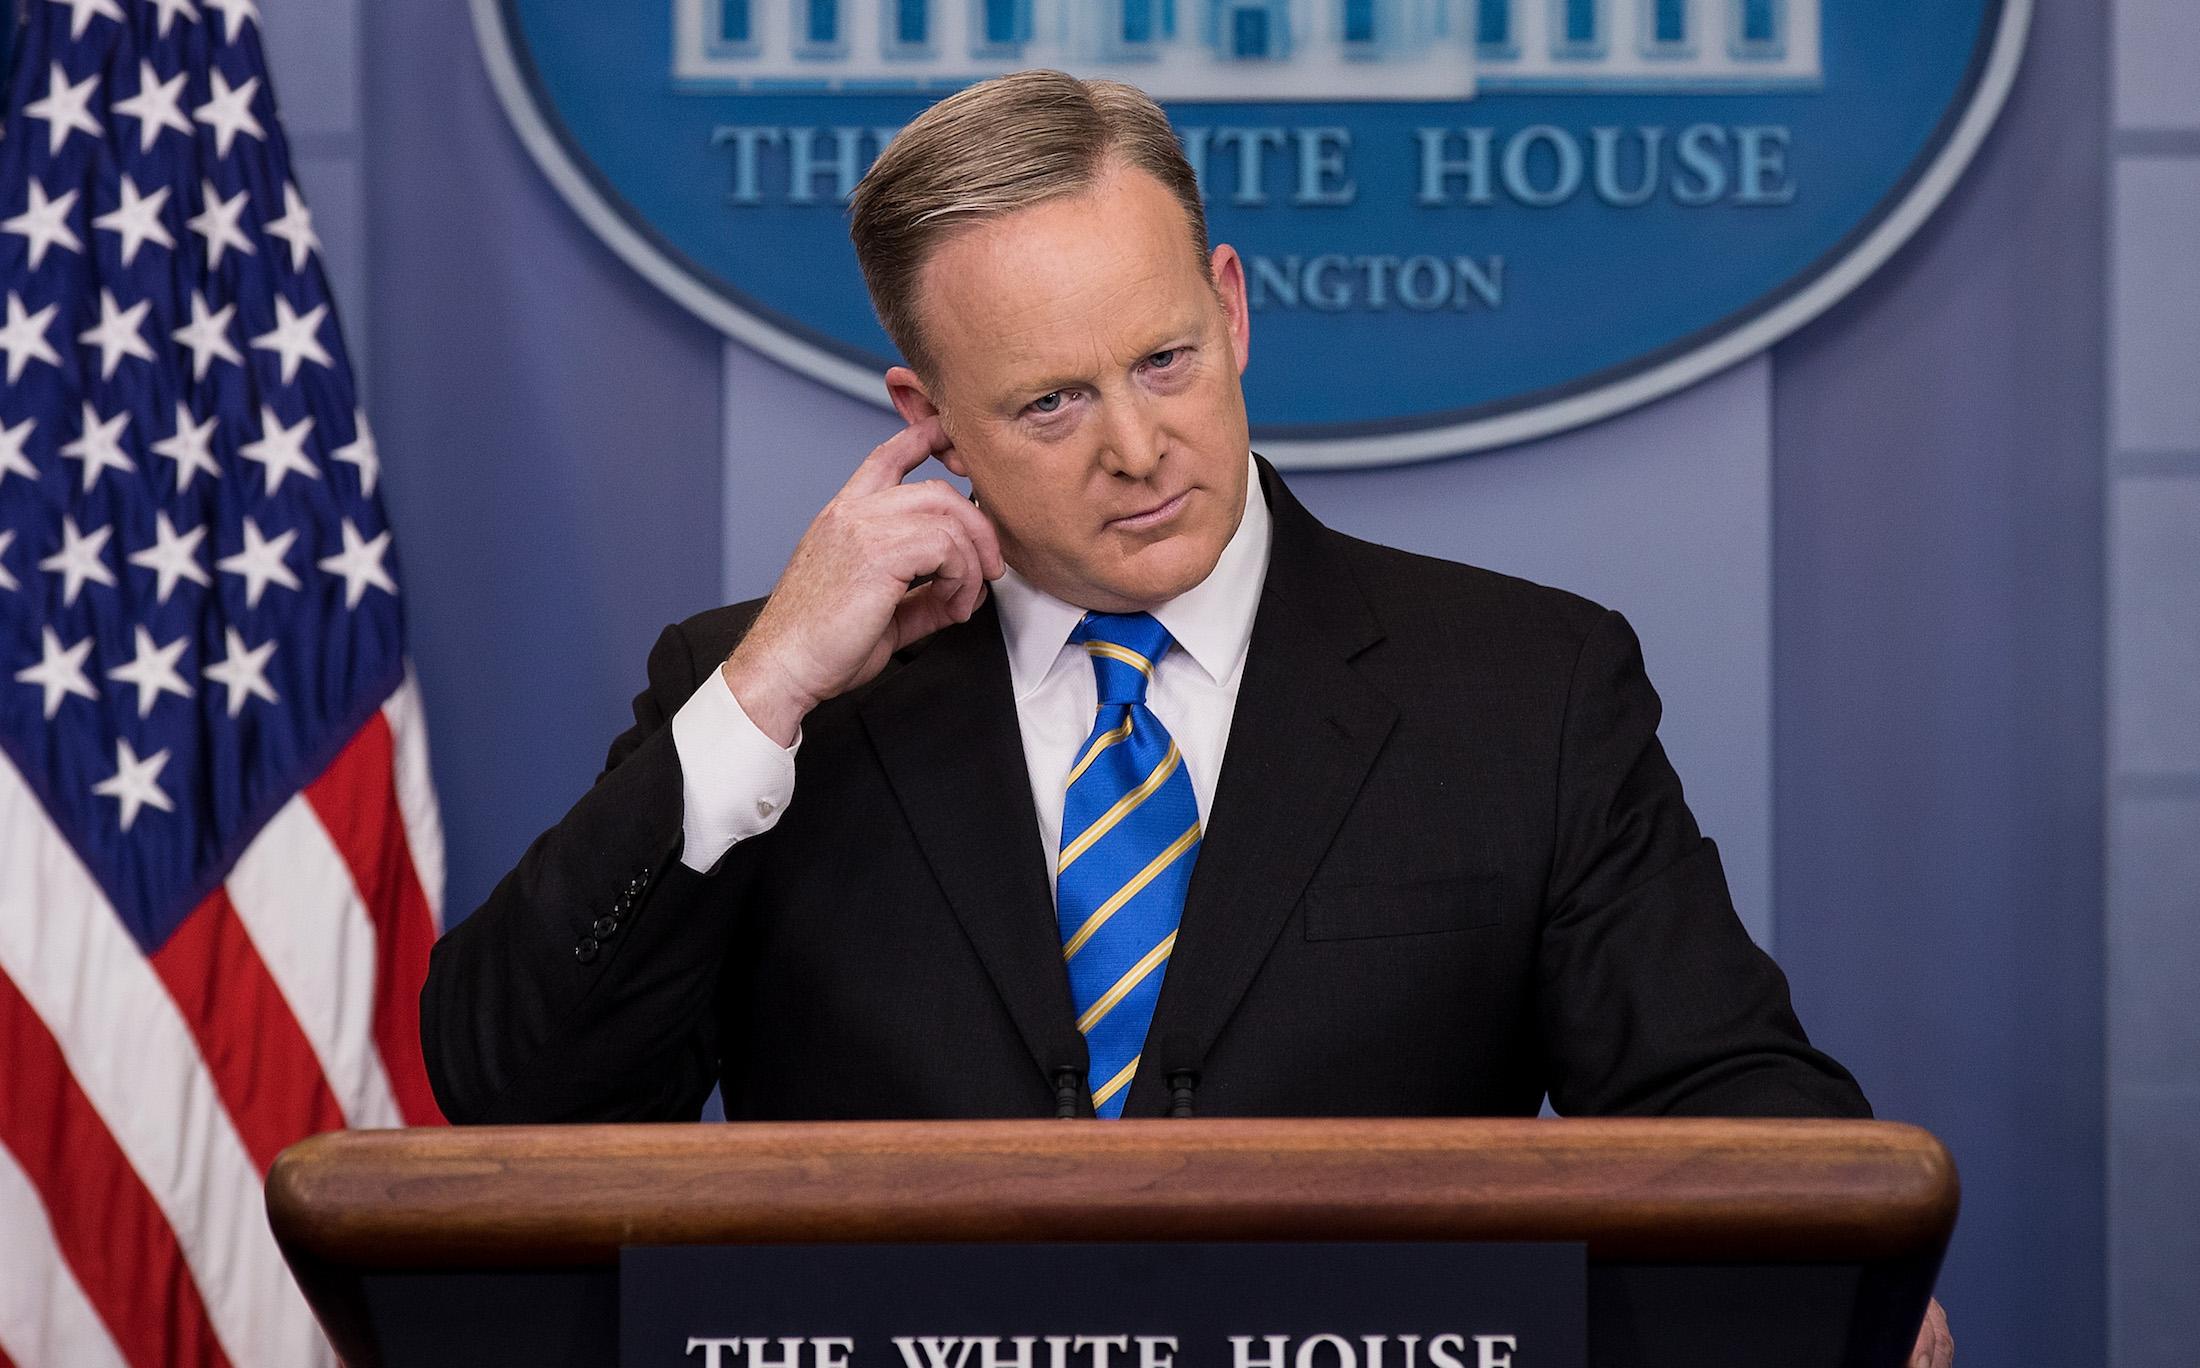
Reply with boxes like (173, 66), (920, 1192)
(719, 416), (1005, 746)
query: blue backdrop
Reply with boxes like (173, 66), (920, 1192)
(207, 0), (2200, 1362)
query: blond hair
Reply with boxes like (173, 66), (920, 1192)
(848, 69), (1209, 379)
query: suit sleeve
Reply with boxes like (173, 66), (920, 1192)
(419, 618), (762, 1123)
(1535, 608), (1871, 1118)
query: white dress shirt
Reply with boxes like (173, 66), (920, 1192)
(671, 452), (1273, 878)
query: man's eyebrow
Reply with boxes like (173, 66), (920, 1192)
(992, 321), (1204, 407)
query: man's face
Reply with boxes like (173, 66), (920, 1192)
(884, 161), (1253, 614)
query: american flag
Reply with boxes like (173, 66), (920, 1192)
(0, 0), (444, 1363)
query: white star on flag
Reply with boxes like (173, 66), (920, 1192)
(202, 626), (280, 716)
(58, 401), (136, 491)
(151, 403), (222, 492)
(192, 69), (264, 158)
(318, 519), (397, 608)
(77, 289), (158, 379)
(0, 416), (37, 488)
(3, 179), (82, 268)
(111, 60), (194, 152)
(172, 289), (243, 379)
(238, 405), (318, 494)
(202, 0), (258, 41)
(145, 0), (200, 38)
(93, 174), (176, 266)
(46, 0), (125, 38)
(261, 183), (321, 271)
(332, 410), (380, 496)
(251, 296), (332, 384)
(106, 625), (196, 717)
(216, 515), (300, 608)
(187, 179), (255, 267)
(0, 292), (61, 381)
(91, 737), (176, 832)
(0, 530), (17, 593)
(127, 510), (213, 603)
(37, 515), (116, 606)
(13, 626), (99, 718)
(23, 63), (101, 155)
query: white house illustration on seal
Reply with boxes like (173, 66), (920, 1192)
(671, 0), (1821, 100)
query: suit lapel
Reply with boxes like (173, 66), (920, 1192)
(1124, 462), (1397, 1116)
(858, 599), (1083, 1094)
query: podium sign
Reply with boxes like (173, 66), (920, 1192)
(619, 1243), (1586, 1368)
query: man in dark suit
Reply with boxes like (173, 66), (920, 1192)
(423, 445), (1864, 1124)
(422, 68), (1883, 1172)
(422, 66), (1956, 1360)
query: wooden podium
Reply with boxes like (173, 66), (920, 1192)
(266, 1118), (1956, 1368)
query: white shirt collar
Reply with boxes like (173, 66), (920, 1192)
(992, 451), (1272, 700)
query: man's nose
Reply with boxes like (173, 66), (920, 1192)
(1096, 392), (1164, 479)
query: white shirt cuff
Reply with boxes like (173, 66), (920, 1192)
(669, 665), (799, 873)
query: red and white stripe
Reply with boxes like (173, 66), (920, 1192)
(0, 674), (445, 1368)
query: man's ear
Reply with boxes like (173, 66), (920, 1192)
(884, 365), (969, 477)
(1209, 244), (1251, 377)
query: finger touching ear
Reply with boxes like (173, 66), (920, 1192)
(884, 365), (938, 426)
(885, 365), (970, 477)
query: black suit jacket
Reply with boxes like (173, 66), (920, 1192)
(422, 459), (1868, 1123)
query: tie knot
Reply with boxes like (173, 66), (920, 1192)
(1072, 612), (1173, 705)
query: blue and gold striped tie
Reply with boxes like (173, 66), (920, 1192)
(1055, 612), (1202, 1118)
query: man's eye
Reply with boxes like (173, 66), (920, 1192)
(1030, 391), (1065, 414)
(1148, 349), (1181, 369)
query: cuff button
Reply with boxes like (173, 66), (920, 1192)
(592, 915), (619, 937)
(574, 936), (601, 964)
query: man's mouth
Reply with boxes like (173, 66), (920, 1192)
(1107, 489), (1191, 532)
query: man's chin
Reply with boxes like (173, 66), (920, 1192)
(1085, 538), (1228, 610)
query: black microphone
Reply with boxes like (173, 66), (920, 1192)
(1158, 1034), (1203, 1118)
(1052, 1034), (1091, 1119)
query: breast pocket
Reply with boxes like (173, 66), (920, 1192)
(1300, 874), (1502, 941)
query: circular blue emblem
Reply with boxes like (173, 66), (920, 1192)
(473, 0), (2028, 467)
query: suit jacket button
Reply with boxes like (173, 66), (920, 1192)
(574, 936), (601, 964)
(592, 915), (619, 937)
